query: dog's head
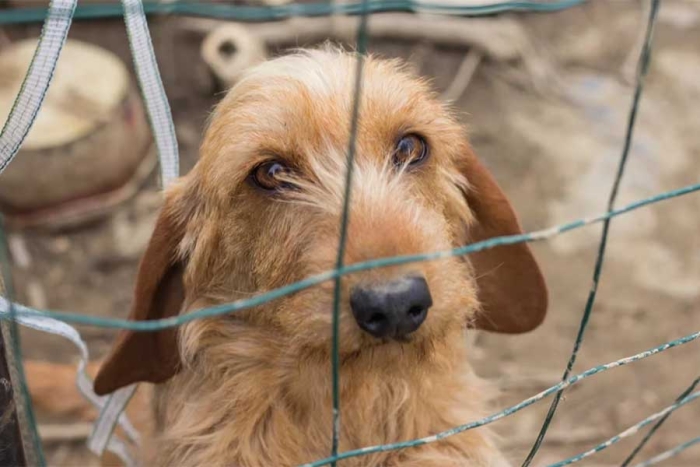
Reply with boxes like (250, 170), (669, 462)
(94, 47), (546, 395)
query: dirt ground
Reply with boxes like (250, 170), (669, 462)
(2, 1), (700, 466)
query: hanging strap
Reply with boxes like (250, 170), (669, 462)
(0, 298), (139, 466)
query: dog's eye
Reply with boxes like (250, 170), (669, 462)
(393, 134), (428, 168)
(250, 160), (293, 192)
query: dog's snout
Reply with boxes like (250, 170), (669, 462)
(350, 276), (432, 339)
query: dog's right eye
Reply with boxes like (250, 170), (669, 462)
(250, 160), (294, 192)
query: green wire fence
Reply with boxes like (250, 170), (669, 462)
(0, 0), (585, 25)
(1, 0), (699, 466)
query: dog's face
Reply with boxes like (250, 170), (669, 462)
(94, 48), (547, 394)
(188, 50), (480, 352)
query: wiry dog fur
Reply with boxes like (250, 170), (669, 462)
(94, 46), (547, 466)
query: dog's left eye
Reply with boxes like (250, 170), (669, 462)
(393, 134), (428, 168)
(250, 160), (294, 192)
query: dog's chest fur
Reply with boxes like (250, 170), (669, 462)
(145, 328), (508, 467)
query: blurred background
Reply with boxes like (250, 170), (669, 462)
(1, 0), (699, 465)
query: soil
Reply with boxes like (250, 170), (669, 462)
(2, 1), (700, 466)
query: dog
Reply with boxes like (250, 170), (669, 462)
(93, 46), (547, 466)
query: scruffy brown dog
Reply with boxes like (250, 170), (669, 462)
(94, 47), (547, 466)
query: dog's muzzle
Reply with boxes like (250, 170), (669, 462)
(350, 275), (432, 339)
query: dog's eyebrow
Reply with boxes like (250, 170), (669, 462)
(241, 146), (307, 173)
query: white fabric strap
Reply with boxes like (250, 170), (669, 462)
(122, 0), (180, 188)
(0, 0), (143, 463)
(0, 0), (76, 172)
(1, 1), (181, 465)
(0, 298), (138, 466)
(87, 386), (138, 454)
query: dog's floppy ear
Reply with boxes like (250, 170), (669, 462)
(94, 197), (186, 395)
(460, 146), (548, 333)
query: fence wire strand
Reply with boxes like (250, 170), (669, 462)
(299, 329), (700, 467)
(634, 435), (700, 467)
(330, 1), (370, 462)
(0, 219), (45, 466)
(0, 0), (585, 25)
(545, 389), (700, 467)
(1, 0), (699, 466)
(622, 376), (700, 466)
(5, 177), (699, 332)
(521, 1), (660, 464)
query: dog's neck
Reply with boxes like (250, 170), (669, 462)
(150, 323), (503, 466)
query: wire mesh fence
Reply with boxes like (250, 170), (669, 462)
(1, 0), (699, 466)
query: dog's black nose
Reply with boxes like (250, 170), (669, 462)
(350, 276), (432, 339)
